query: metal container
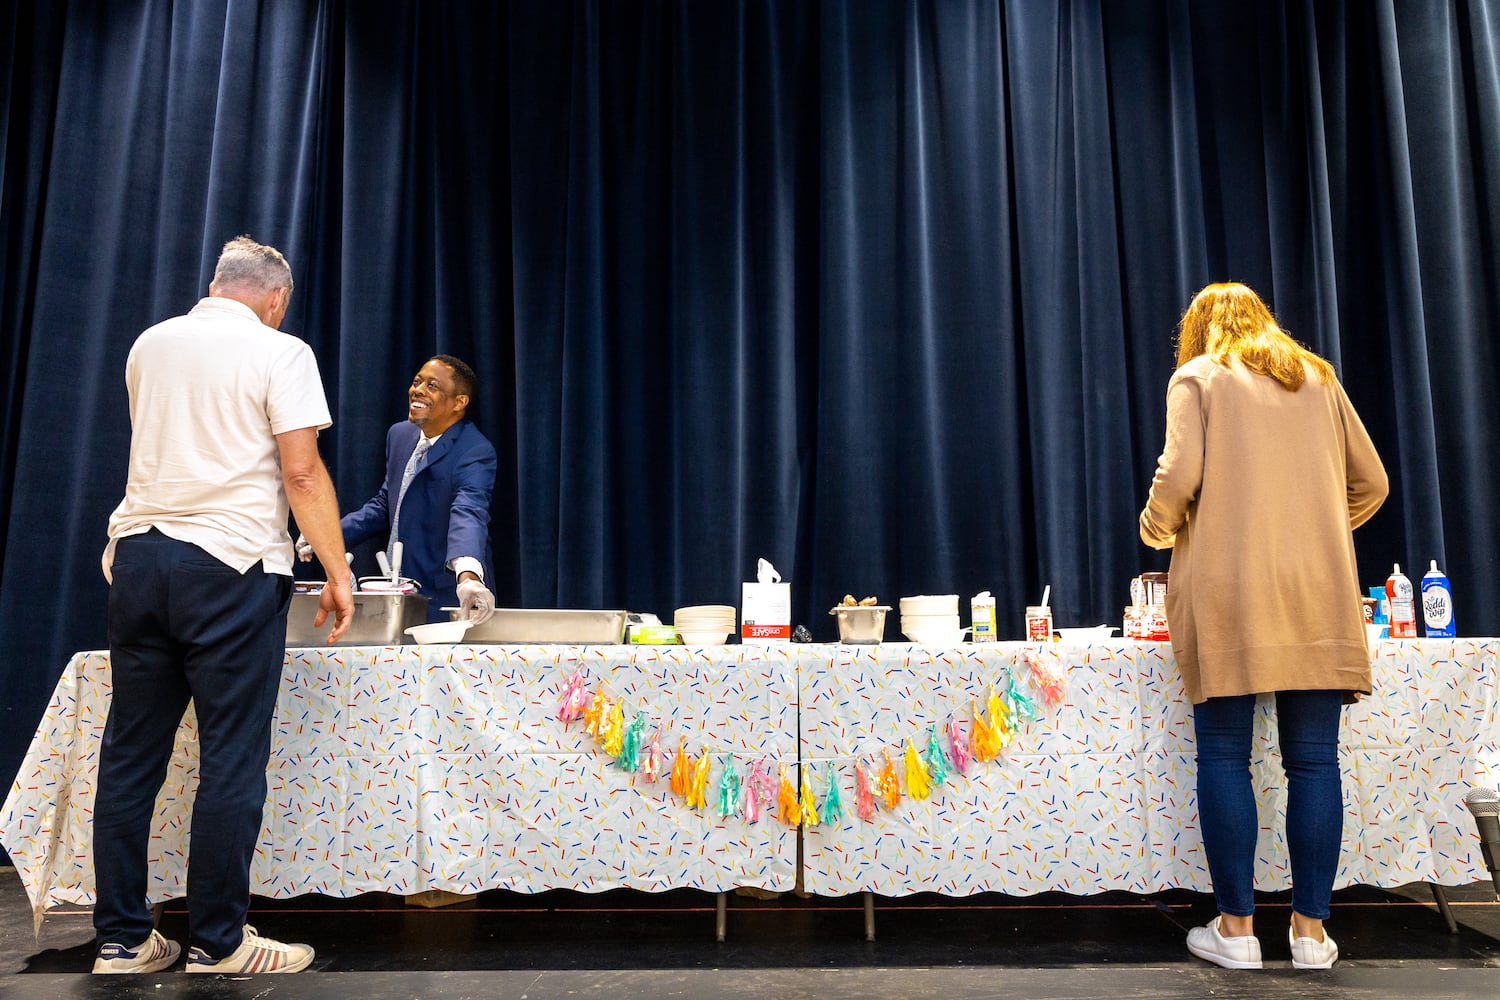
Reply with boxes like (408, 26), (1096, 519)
(447, 608), (629, 644)
(285, 592), (429, 647)
(829, 605), (891, 644)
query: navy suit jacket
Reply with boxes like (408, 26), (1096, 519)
(342, 419), (496, 618)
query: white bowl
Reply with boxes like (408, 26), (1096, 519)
(900, 594), (959, 616)
(1366, 623), (1386, 644)
(405, 619), (475, 644)
(1056, 625), (1118, 643)
(677, 630), (731, 646)
(903, 627), (969, 646)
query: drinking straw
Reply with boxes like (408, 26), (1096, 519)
(1040, 585), (1050, 610)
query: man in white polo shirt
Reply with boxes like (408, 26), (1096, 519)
(93, 236), (352, 976)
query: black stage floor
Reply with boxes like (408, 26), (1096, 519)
(4, 867), (1500, 998)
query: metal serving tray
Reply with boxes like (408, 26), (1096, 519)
(285, 592), (430, 647)
(448, 608), (629, 644)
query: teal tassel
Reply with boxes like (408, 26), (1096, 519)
(820, 763), (843, 824)
(1006, 671), (1036, 722)
(716, 757), (742, 819)
(617, 711), (647, 771)
(922, 724), (952, 785)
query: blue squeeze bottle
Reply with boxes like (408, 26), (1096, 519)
(1421, 560), (1456, 638)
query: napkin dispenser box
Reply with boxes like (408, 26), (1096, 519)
(741, 582), (791, 644)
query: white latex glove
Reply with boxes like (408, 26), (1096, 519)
(456, 578), (496, 625)
(295, 533), (314, 562)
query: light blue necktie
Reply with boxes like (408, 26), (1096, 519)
(388, 435), (432, 563)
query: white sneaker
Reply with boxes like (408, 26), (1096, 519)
(185, 924), (314, 974)
(1186, 916), (1263, 969)
(1290, 924), (1339, 969)
(93, 929), (180, 973)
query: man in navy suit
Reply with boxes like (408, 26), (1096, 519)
(301, 355), (497, 622)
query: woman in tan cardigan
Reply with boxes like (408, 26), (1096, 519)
(1139, 283), (1387, 971)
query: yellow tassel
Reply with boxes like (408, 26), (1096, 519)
(799, 770), (820, 827)
(583, 687), (609, 738)
(776, 764), (802, 826)
(904, 738), (930, 800)
(970, 698), (999, 762)
(990, 686), (1014, 747)
(687, 750), (712, 809)
(986, 685), (1013, 748)
(601, 699), (625, 757)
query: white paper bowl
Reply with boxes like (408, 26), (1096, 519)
(903, 627), (969, 646)
(676, 630), (731, 646)
(405, 619), (474, 644)
(1366, 623), (1386, 644)
(1056, 625), (1118, 643)
(899, 594), (959, 616)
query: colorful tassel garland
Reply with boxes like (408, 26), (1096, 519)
(922, 724), (952, 786)
(820, 763), (844, 825)
(946, 717), (970, 775)
(776, 764), (802, 826)
(557, 667), (588, 723)
(854, 760), (877, 821)
(716, 758), (741, 818)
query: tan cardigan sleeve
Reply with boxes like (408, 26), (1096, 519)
(1139, 370), (1205, 549)
(1335, 379), (1388, 529)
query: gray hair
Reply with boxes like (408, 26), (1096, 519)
(211, 235), (293, 295)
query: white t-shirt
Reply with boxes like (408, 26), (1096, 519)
(103, 296), (332, 578)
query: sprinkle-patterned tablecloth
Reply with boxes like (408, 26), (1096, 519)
(799, 640), (1500, 896)
(1, 644), (801, 919)
(5, 640), (1497, 919)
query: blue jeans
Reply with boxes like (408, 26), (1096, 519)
(93, 529), (291, 959)
(1193, 690), (1344, 920)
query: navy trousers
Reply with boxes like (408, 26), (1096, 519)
(93, 529), (291, 959)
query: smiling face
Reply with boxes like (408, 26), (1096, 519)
(407, 359), (468, 436)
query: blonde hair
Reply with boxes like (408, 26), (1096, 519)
(1175, 282), (1333, 389)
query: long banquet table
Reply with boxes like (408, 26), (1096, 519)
(4, 639), (1497, 927)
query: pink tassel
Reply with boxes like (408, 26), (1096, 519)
(557, 667), (588, 723)
(946, 717), (970, 776)
(639, 729), (663, 783)
(854, 760), (876, 821)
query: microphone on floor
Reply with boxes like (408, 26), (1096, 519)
(1462, 787), (1500, 898)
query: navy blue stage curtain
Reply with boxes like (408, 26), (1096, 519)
(2, 0), (1498, 794)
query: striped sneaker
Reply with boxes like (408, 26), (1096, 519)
(93, 929), (181, 973)
(185, 925), (314, 974)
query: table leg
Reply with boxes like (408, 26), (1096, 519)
(716, 891), (727, 942)
(1428, 883), (1458, 934)
(864, 891), (875, 941)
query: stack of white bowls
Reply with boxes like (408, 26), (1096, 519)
(674, 605), (737, 645)
(900, 594), (965, 645)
